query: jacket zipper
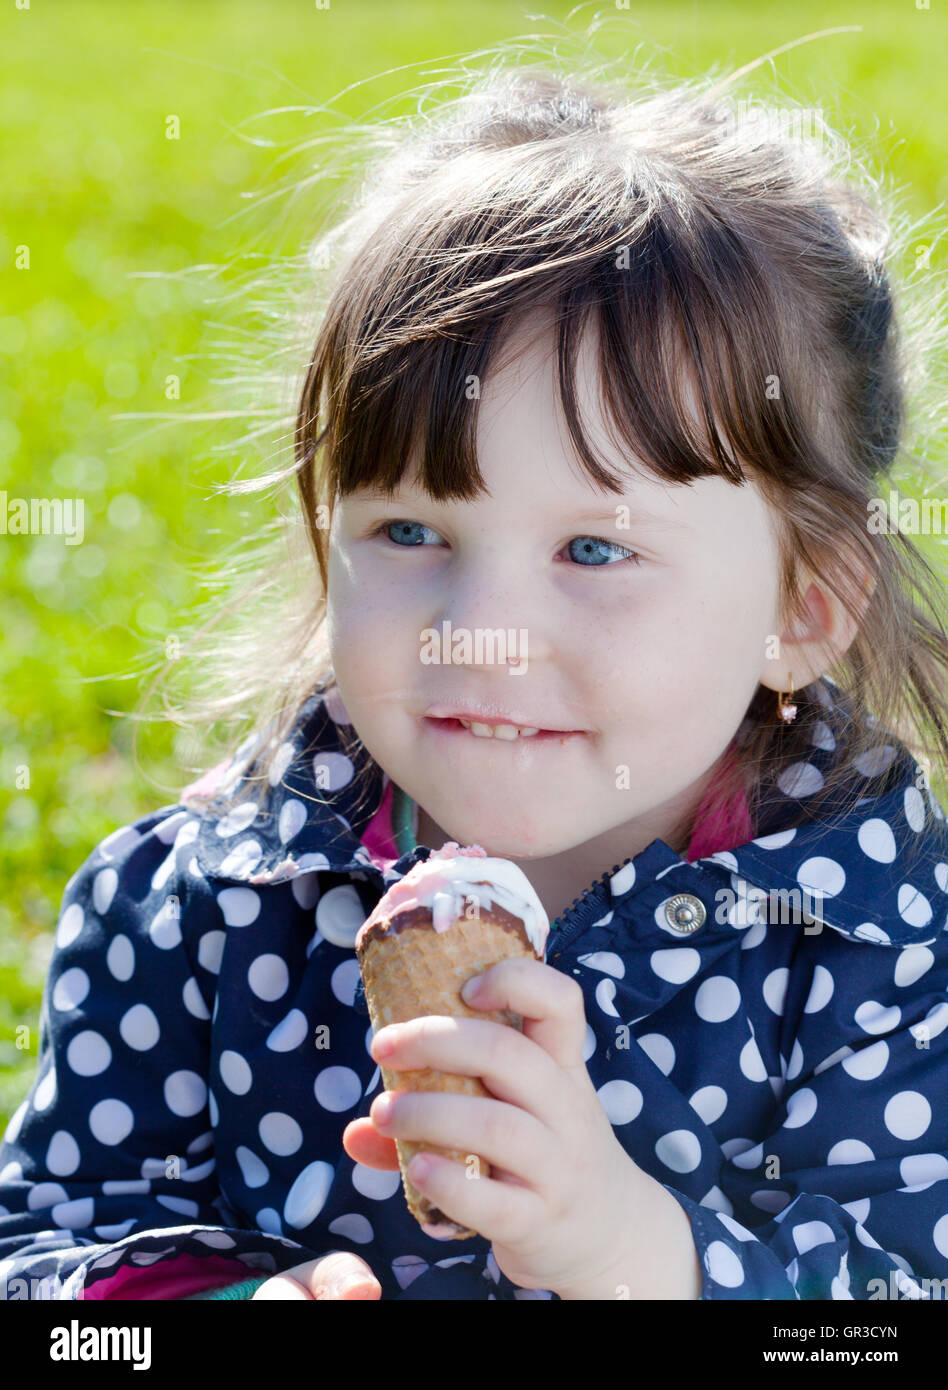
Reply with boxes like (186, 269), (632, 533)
(548, 856), (636, 959)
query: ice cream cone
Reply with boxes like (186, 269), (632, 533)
(355, 843), (550, 1240)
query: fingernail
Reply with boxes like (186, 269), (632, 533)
(329, 1273), (372, 1297)
(461, 976), (483, 1003)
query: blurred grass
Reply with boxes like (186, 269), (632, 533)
(1, 0), (947, 1126)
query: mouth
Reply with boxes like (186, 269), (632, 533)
(422, 715), (584, 744)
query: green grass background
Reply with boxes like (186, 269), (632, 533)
(2, 0), (947, 1127)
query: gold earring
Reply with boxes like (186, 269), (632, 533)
(777, 671), (798, 724)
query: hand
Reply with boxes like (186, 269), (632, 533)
(251, 1251), (381, 1300)
(343, 957), (695, 1299)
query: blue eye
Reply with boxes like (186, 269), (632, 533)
(381, 520), (445, 546)
(566, 536), (640, 567)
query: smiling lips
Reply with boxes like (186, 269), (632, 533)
(424, 714), (583, 742)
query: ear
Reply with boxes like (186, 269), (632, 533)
(758, 544), (877, 695)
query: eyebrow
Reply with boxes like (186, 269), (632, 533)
(348, 491), (682, 528)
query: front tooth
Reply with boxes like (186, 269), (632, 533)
(458, 718), (472, 729)
(469, 722), (494, 737)
(518, 727), (539, 737)
(493, 723), (518, 740)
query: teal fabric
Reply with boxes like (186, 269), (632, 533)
(182, 1275), (269, 1300)
(391, 783), (417, 853)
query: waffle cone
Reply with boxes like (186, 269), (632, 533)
(357, 904), (538, 1239)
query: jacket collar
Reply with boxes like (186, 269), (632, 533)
(183, 677), (948, 948)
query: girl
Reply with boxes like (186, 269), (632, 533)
(3, 59), (948, 1303)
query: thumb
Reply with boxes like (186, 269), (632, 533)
(306, 1250), (382, 1300)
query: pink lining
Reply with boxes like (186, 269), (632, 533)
(359, 778), (401, 870)
(685, 744), (754, 860)
(80, 1253), (253, 1300)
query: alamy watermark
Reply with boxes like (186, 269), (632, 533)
(419, 620), (528, 675)
(1, 492), (84, 545)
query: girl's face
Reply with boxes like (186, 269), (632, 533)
(326, 314), (784, 862)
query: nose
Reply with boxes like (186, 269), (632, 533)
(427, 558), (550, 671)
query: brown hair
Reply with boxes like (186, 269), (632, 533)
(135, 53), (948, 858)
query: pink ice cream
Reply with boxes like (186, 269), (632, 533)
(355, 841), (549, 957)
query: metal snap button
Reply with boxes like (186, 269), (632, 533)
(663, 893), (706, 934)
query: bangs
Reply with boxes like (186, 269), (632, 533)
(299, 142), (816, 509)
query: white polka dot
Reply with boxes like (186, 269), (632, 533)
(650, 948), (700, 984)
(53, 1197), (94, 1229)
(934, 863), (948, 893)
(279, 799), (308, 845)
(762, 967), (789, 1016)
(216, 887), (261, 927)
(259, 1112), (303, 1156)
(804, 964), (834, 1013)
(777, 762), (824, 797)
(933, 1215), (948, 1260)
(609, 862), (636, 896)
(857, 818), (897, 864)
(106, 934), (135, 981)
(248, 953), (289, 1001)
(578, 950), (626, 978)
(268, 741), (296, 787)
(236, 1146), (269, 1189)
(841, 1040), (889, 1080)
(597, 1080), (643, 1125)
(89, 1099), (134, 1146)
(119, 1004), (160, 1051)
(284, 1160), (334, 1229)
(904, 787), (927, 832)
(183, 977), (210, 1020)
(52, 968), (89, 1011)
(793, 1220), (835, 1254)
(706, 1241), (744, 1287)
(694, 976), (741, 1022)
(46, 1131), (80, 1177)
(635, 1033), (675, 1075)
(797, 856), (845, 898)
(219, 1050), (253, 1095)
(752, 829), (797, 850)
(739, 1037), (768, 1082)
(783, 1088), (817, 1128)
(854, 1000), (901, 1035)
(34, 1067), (56, 1112)
(164, 1071), (207, 1117)
(853, 922), (891, 945)
(192, 932), (225, 979)
(255, 1207), (282, 1235)
(216, 801), (259, 838)
(219, 839), (263, 879)
(351, 1163), (402, 1201)
(655, 1129), (702, 1173)
(898, 883), (932, 928)
(895, 946), (934, 988)
(899, 1154), (948, 1190)
(328, 1213), (373, 1245)
(810, 721), (835, 752)
(312, 752), (355, 792)
(149, 900), (182, 949)
(92, 867), (119, 915)
(690, 1086), (727, 1124)
(884, 1091), (931, 1141)
(314, 1066), (363, 1113)
(716, 1212), (756, 1241)
(594, 977), (618, 1017)
(828, 1139), (874, 1164)
(291, 874), (321, 910)
(267, 1009), (309, 1052)
(208, 1089), (218, 1126)
(98, 825), (142, 860)
(66, 1030), (111, 1077)
(56, 903), (84, 949)
(3, 1099), (29, 1146)
(315, 886), (368, 950)
(730, 1141), (764, 1169)
(852, 745), (896, 777)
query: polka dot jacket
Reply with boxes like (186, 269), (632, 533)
(2, 675), (948, 1301)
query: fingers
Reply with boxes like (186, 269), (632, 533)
(369, 1088), (548, 1187)
(463, 957), (588, 1071)
(251, 1251), (382, 1300)
(342, 1116), (400, 1170)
